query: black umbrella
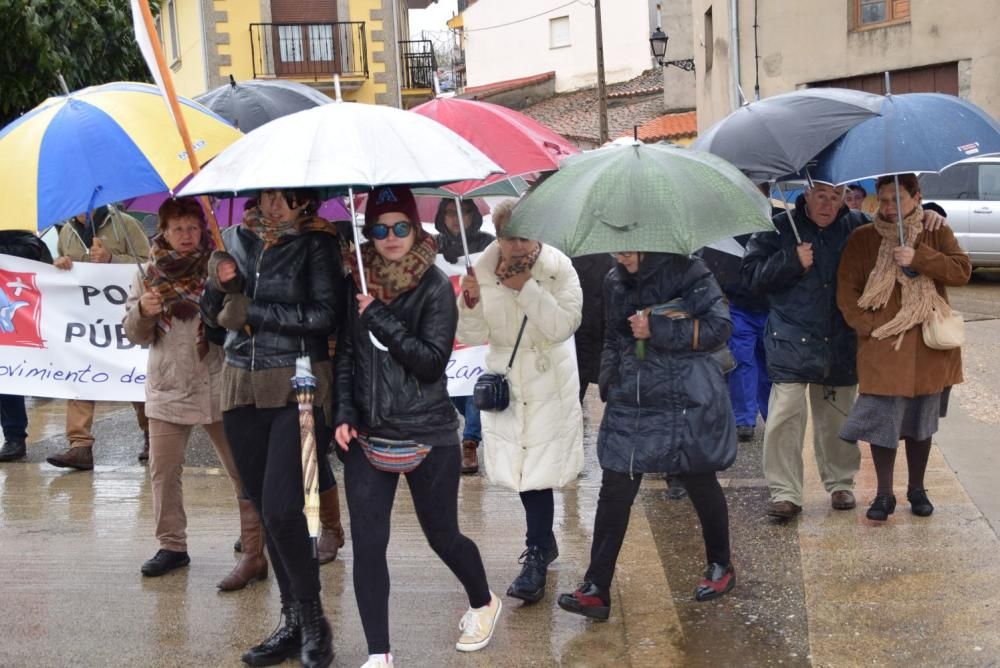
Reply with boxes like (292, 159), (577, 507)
(195, 76), (332, 132)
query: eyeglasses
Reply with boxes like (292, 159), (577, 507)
(366, 221), (413, 240)
(610, 251), (636, 259)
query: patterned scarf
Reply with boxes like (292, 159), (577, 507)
(495, 242), (542, 280)
(146, 233), (211, 356)
(243, 208), (338, 249)
(342, 230), (438, 303)
(857, 205), (952, 350)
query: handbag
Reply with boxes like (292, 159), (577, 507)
(473, 316), (528, 412)
(922, 306), (964, 350)
(356, 435), (431, 474)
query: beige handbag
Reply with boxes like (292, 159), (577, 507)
(922, 307), (964, 350)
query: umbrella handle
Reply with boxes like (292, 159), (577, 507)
(462, 266), (479, 309)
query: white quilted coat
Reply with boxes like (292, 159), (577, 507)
(457, 242), (584, 492)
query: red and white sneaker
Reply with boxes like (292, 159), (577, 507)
(694, 562), (736, 601)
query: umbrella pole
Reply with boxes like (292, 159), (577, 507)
(454, 196), (477, 308)
(773, 181), (802, 244)
(347, 186), (368, 295)
(894, 173), (905, 246)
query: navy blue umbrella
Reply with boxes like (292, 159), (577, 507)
(805, 93), (1000, 185)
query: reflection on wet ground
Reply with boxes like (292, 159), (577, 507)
(1, 394), (999, 666)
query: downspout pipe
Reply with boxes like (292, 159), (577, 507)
(730, 0), (741, 109)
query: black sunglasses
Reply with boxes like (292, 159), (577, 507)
(366, 221), (413, 240)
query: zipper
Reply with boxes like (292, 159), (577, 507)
(249, 243), (264, 371)
(368, 338), (378, 426)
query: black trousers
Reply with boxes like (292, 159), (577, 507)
(223, 404), (321, 603)
(585, 468), (731, 591)
(519, 488), (556, 549)
(342, 442), (490, 654)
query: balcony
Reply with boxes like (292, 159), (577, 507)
(250, 22), (368, 81)
(399, 39), (437, 90)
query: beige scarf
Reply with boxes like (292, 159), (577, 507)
(857, 205), (951, 350)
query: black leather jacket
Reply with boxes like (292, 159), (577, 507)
(334, 266), (459, 444)
(200, 225), (343, 370)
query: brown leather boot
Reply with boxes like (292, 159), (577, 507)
(461, 439), (479, 475)
(46, 445), (94, 471)
(317, 487), (346, 564)
(218, 499), (268, 591)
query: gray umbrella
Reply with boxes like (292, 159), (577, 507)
(195, 76), (332, 132)
(692, 88), (884, 182)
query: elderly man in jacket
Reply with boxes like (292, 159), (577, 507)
(742, 183), (943, 519)
(46, 205), (151, 471)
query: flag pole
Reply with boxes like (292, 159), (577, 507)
(133, 0), (225, 250)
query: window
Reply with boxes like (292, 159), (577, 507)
(165, 0), (179, 62)
(856, 0), (910, 28)
(703, 7), (713, 70)
(308, 24), (334, 61)
(278, 25), (304, 62)
(979, 164), (1000, 201)
(549, 16), (570, 49)
(920, 164), (977, 200)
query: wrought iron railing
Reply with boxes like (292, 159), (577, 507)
(250, 22), (368, 80)
(399, 39), (437, 90)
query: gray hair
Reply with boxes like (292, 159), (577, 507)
(491, 198), (519, 236)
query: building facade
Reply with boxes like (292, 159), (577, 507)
(693, 0), (1000, 130)
(159, 0), (436, 106)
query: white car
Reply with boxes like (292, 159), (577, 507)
(920, 156), (1000, 267)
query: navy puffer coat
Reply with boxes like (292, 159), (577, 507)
(597, 253), (737, 476)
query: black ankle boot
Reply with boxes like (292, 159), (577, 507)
(506, 546), (548, 603)
(866, 493), (897, 522)
(298, 597), (334, 668)
(907, 488), (934, 517)
(241, 604), (301, 666)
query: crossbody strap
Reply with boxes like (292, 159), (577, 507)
(504, 316), (529, 374)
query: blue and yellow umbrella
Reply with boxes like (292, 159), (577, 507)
(0, 81), (242, 231)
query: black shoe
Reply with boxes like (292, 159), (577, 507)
(907, 488), (934, 517)
(557, 581), (611, 621)
(694, 562), (736, 602)
(242, 605), (302, 666)
(506, 546), (548, 603)
(140, 549), (190, 577)
(866, 494), (897, 522)
(298, 598), (334, 668)
(0, 438), (26, 462)
(666, 476), (688, 500)
(541, 541), (559, 566)
(737, 425), (755, 442)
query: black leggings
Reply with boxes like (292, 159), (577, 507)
(870, 438), (932, 495)
(223, 404), (323, 603)
(585, 469), (731, 590)
(342, 442), (490, 655)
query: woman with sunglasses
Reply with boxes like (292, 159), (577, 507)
(457, 199), (584, 606)
(202, 188), (341, 668)
(557, 250), (737, 621)
(334, 186), (499, 668)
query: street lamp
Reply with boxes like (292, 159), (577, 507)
(649, 27), (695, 72)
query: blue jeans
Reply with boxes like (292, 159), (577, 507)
(727, 305), (771, 427)
(0, 394), (27, 441)
(452, 396), (482, 442)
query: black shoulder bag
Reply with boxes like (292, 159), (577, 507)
(473, 316), (528, 412)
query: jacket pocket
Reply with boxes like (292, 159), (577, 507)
(764, 320), (828, 380)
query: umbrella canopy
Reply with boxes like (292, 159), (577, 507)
(692, 88), (883, 181)
(195, 77), (332, 133)
(177, 101), (503, 198)
(0, 81), (241, 231)
(800, 93), (1000, 184)
(505, 142), (774, 257)
(410, 97), (577, 196)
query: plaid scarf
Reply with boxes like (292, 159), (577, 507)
(342, 231), (438, 303)
(495, 242), (542, 280)
(857, 205), (952, 350)
(243, 208), (338, 249)
(146, 233), (211, 356)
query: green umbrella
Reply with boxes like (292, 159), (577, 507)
(505, 141), (774, 257)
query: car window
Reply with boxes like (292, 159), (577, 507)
(920, 164), (978, 200)
(978, 164), (1000, 201)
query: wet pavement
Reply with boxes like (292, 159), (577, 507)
(3, 312), (1000, 666)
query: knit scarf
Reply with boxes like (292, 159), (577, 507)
(145, 233), (211, 356)
(243, 208), (338, 249)
(495, 243), (542, 281)
(857, 205), (952, 350)
(342, 231), (438, 303)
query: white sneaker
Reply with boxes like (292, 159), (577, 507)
(456, 591), (502, 652)
(360, 653), (393, 667)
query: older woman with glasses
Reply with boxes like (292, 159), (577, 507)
(335, 186), (498, 668)
(458, 198), (584, 607)
(557, 249), (738, 621)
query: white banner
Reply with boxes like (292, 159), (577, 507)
(0, 256), (148, 402)
(0, 254), (489, 401)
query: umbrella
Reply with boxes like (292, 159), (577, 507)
(291, 357), (321, 557)
(505, 141), (774, 258)
(0, 81), (241, 231)
(692, 88), (883, 182)
(195, 76), (333, 133)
